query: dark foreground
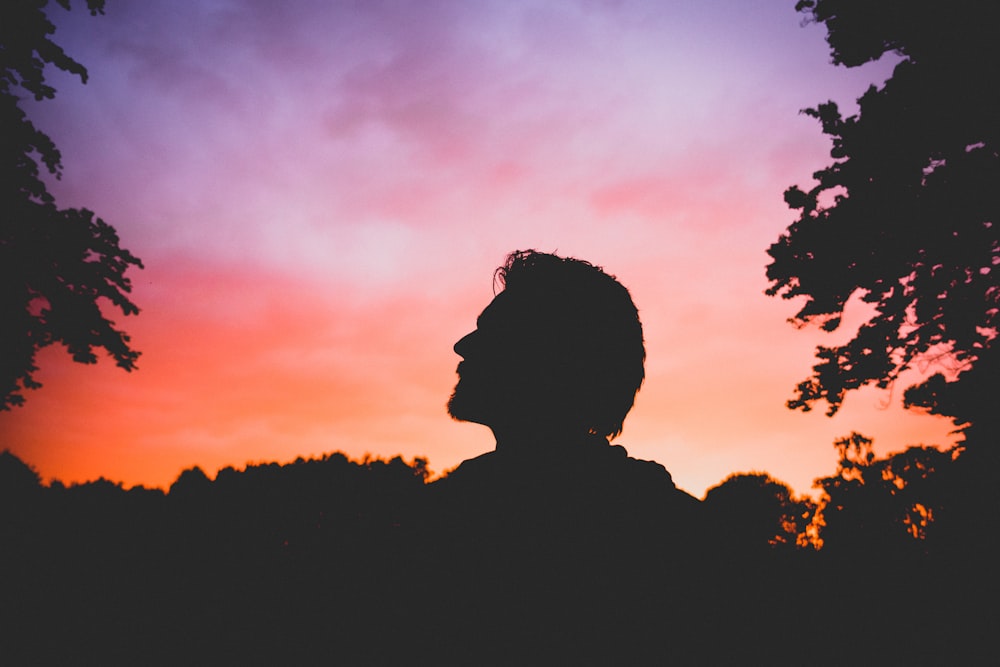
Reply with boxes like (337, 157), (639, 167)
(2, 449), (996, 665)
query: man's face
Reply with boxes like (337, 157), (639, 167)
(447, 290), (542, 429)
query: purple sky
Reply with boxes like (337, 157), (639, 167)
(3, 0), (956, 498)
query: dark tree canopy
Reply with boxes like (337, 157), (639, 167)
(704, 472), (816, 551)
(766, 0), (1000, 441)
(1, 0), (142, 409)
(813, 432), (952, 554)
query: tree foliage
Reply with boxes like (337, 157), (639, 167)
(766, 0), (1000, 439)
(1, 0), (142, 409)
(704, 472), (817, 550)
(813, 432), (953, 554)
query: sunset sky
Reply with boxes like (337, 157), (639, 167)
(3, 0), (957, 498)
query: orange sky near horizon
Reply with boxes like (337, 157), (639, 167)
(1, 0), (958, 499)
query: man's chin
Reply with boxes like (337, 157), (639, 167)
(447, 390), (487, 425)
(446, 394), (469, 422)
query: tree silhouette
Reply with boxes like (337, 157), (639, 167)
(0, 448), (43, 493)
(704, 472), (817, 551)
(168, 465), (212, 499)
(766, 0), (999, 443)
(1, 0), (142, 409)
(813, 432), (952, 555)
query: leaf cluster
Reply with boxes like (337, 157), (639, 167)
(1, 0), (143, 409)
(767, 0), (1000, 428)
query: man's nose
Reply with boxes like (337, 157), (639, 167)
(454, 331), (476, 357)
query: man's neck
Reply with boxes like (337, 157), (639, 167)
(490, 424), (601, 462)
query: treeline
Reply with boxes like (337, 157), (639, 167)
(1, 452), (433, 665)
(2, 442), (996, 664)
(705, 433), (993, 560)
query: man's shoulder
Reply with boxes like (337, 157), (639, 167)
(433, 443), (699, 504)
(616, 446), (674, 483)
(627, 453), (700, 502)
(599, 443), (699, 496)
(432, 451), (500, 488)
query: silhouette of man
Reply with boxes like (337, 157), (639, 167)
(443, 249), (697, 509)
(424, 250), (703, 663)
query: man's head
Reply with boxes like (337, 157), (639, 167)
(448, 250), (645, 440)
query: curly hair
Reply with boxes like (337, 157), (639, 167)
(494, 250), (645, 438)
